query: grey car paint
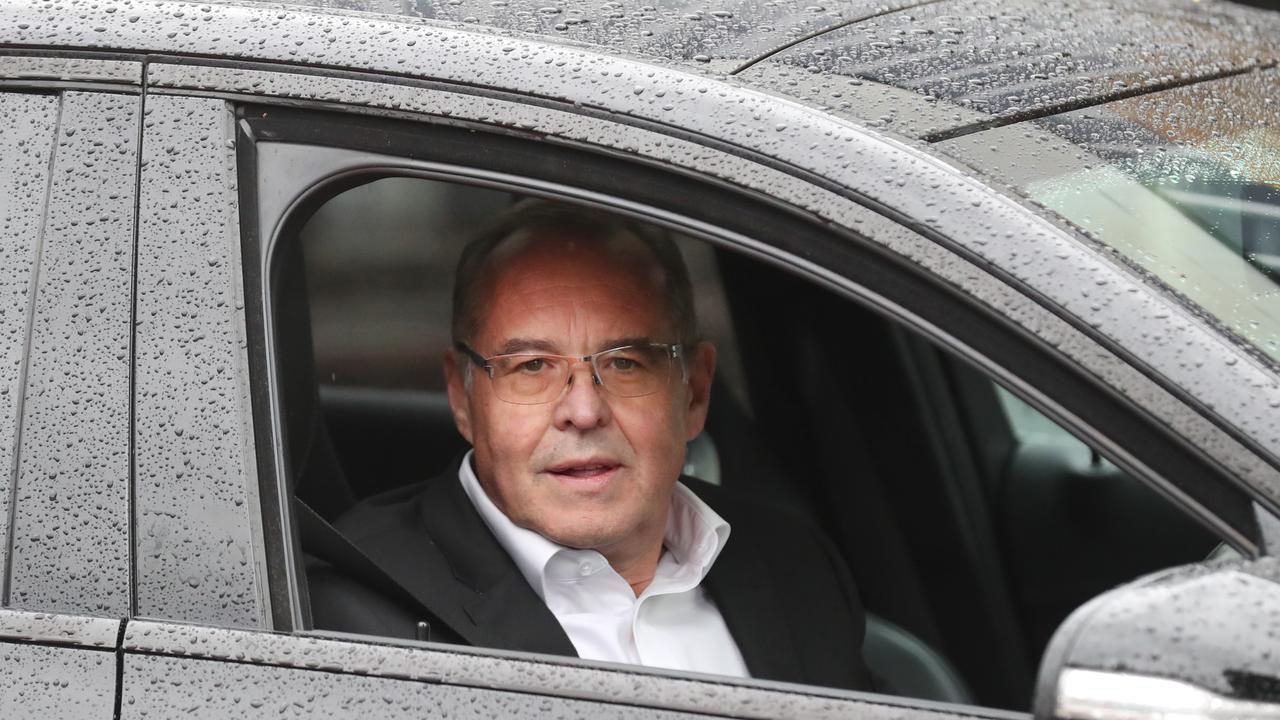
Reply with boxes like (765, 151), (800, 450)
(0, 609), (119, 719)
(0, 644), (116, 719)
(123, 653), (714, 720)
(134, 93), (267, 628)
(400, 0), (923, 68)
(0, 54), (140, 86)
(0, 0), (1278, 716)
(121, 618), (1018, 720)
(3, 89), (137, 616)
(0, 91), (58, 593)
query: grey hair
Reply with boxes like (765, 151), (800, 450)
(451, 200), (699, 355)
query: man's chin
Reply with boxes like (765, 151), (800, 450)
(533, 519), (629, 552)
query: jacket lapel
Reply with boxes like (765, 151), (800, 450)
(423, 471), (578, 656)
(343, 465), (577, 657)
(343, 468), (811, 675)
(702, 509), (806, 684)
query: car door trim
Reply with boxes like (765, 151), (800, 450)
(0, 607), (121, 649)
(122, 617), (1029, 720)
(0, 51), (142, 91)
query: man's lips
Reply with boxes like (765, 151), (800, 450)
(543, 458), (622, 480)
(540, 458), (619, 486)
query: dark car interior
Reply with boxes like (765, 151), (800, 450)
(278, 177), (1222, 711)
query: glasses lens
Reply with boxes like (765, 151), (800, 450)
(488, 355), (569, 404)
(596, 345), (672, 398)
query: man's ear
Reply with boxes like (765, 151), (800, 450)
(683, 341), (717, 442)
(443, 348), (475, 444)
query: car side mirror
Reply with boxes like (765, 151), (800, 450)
(1033, 557), (1280, 720)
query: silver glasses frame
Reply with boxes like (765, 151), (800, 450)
(455, 342), (685, 405)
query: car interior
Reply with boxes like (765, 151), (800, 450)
(277, 177), (1223, 711)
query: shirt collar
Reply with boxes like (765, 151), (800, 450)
(457, 449), (733, 596)
(665, 481), (731, 578)
(458, 450), (564, 599)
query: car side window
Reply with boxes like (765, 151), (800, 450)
(264, 167), (1229, 710)
(997, 386), (1095, 452)
(983, 380), (1218, 670)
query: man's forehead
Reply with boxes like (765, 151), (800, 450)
(470, 228), (675, 347)
(478, 285), (669, 345)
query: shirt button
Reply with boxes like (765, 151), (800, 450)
(578, 562), (593, 577)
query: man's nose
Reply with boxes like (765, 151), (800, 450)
(551, 362), (612, 431)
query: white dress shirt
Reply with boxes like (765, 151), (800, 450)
(458, 450), (750, 677)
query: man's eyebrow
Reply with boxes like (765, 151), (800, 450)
(496, 338), (561, 355)
(596, 337), (658, 353)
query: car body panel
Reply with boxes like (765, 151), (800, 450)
(0, 608), (121, 719)
(0, 643), (117, 718)
(736, 0), (1280, 140)
(121, 617), (1021, 720)
(0, 53), (141, 87)
(0, 606), (121, 647)
(134, 93), (268, 628)
(0, 90), (59, 594)
(394, 0), (923, 68)
(3, 88), (138, 616)
(121, 653), (712, 719)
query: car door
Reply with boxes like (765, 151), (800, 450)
(124, 34), (1266, 720)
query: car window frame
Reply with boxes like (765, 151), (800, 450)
(224, 96), (1261, 706)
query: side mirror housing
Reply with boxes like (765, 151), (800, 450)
(1034, 557), (1280, 720)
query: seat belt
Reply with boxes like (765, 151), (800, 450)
(295, 498), (455, 643)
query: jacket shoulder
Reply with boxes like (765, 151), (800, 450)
(334, 473), (445, 540)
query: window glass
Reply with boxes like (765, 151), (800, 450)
(1005, 69), (1280, 362)
(302, 178), (506, 391)
(280, 174), (1223, 711)
(994, 385), (1112, 469)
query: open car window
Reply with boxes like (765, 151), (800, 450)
(268, 166), (1227, 710)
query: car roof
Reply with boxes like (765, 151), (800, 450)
(267, 0), (1280, 141)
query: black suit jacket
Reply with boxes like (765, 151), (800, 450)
(310, 465), (869, 691)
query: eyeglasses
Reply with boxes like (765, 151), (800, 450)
(456, 342), (684, 405)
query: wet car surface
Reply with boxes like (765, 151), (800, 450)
(0, 0), (1279, 717)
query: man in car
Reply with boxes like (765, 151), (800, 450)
(316, 201), (869, 690)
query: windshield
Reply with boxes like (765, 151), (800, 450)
(954, 69), (1280, 362)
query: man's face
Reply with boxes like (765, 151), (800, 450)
(445, 229), (715, 556)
